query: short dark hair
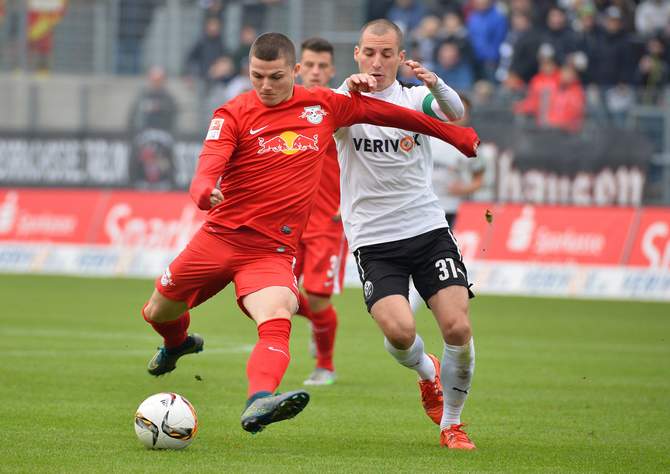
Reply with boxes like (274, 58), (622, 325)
(301, 37), (335, 58)
(359, 19), (404, 49)
(250, 32), (296, 66)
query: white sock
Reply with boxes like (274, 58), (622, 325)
(440, 337), (475, 429)
(408, 280), (423, 313)
(384, 334), (436, 381)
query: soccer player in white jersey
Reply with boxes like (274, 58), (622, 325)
(335, 19), (477, 449)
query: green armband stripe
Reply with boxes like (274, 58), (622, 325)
(422, 93), (439, 119)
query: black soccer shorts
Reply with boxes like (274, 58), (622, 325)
(353, 227), (474, 312)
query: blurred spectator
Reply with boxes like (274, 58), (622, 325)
(222, 58), (252, 101)
(466, 0), (508, 82)
(232, 25), (257, 73)
(117, 0), (161, 74)
(365, 0), (395, 22)
(574, 3), (600, 85)
(241, 0), (281, 31)
(128, 66), (178, 189)
(411, 15), (441, 66)
(515, 48), (586, 133)
(200, 0), (225, 22)
(497, 10), (539, 84)
(542, 6), (578, 65)
(387, 0), (426, 34)
(588, 6), (635, 126)
(203, 54), (237, 113)
(609, 0), (637, 34)
(438, 9), (474, 65)
(184, 16), (227, 89)
(514, 44), (561, 125)
(433, 40), (474, 91)
(635, 35), (670, 105)
(27, 0), (67, 73)
(129, 66), (177, 135)
(635, 0), (670, 39)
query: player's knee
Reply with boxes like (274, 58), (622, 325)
(144, 291), (186, 323)
(306, 293), (330, 313)
(384, 323), (416, 349)
(442, 317), (472, 345)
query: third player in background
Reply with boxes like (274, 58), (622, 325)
(294, 37), (346, 386)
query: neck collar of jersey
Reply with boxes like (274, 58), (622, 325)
(372, 80), (400, 99)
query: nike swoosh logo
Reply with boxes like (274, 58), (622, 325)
(249, 125), (269, 135)
(268, 346), (289, 358)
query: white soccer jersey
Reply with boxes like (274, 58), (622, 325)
(335, 80), (451, 251)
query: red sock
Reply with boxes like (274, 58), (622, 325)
(246, 318), (292, 397)
(142, 305), (190, 349)
(311, 305), (337, 371)
(295, 292), (312, 318)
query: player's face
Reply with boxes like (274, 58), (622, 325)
(249, 56), (298, 106)
(354, 30), (405, 91)
(297, 50), (335, 88)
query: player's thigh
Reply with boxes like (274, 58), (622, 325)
(234, 254), (299, 323)
(411, 228), (474, 305)
(154, 227), (234, 311)
(353, 246), (411, 313)
(301, 233), (348, 297)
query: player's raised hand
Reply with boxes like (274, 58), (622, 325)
(404, 60), (438, 88)
(346, 73), (377, 92)
(209, 188), (224, 208)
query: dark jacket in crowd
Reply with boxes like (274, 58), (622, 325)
(589, 29), (635, 86)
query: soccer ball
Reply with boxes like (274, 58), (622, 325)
(134, 393), (198, 449)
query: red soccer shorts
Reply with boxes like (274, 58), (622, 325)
(155, 226), (299, 311)
(294, 230), (348, 297)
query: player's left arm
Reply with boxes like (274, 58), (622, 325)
(404, 60), (464, 122)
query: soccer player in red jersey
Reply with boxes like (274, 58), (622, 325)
(140, 32), (479, 434)
(294, 37), (344, 386)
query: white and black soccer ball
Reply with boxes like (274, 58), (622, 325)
(134, 393), (198, 449)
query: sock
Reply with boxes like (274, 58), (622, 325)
(143, 307), (190, 349)
(408, 281), (423, 313)
(384, 334), (436, 381)
(246, 318), (291, 397)
(310, 305), (337, 371)
(295, 292), (312, 319)
(440, 338), (475, 429)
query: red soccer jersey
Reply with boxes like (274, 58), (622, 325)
(303, 140), (340, 239)
(190, 85), (478, 254)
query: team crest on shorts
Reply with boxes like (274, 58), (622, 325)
(363, 280), (374, 300)
(299, 105), (327, 124)
(160, 267), (174, 287)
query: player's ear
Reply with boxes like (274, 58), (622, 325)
(354, 45), (360, 61)
(399, 49), (406, 62)
(293, 62), (300, 78)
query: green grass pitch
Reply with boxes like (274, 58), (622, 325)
(0, 274), (668, 473)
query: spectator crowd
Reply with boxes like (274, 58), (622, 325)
(369, 0), (670, 133)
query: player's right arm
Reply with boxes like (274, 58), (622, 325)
(189, 108), (239, 210)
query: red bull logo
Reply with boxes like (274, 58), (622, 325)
(257, 131), (319, 155)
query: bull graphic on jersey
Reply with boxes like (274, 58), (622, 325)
(299, 105), (328, 124)
(257, 131), (319, 155)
